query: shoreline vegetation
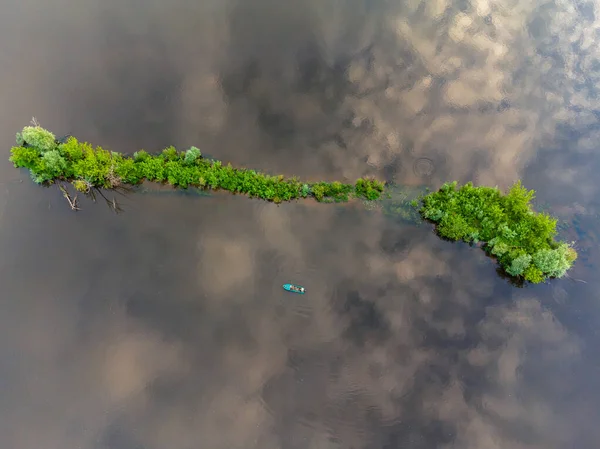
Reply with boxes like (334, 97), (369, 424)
(9, 122), (577, 284)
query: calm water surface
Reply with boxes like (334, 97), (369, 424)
(1, 0), (600, 448)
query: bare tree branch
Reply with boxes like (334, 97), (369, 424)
(58, 183), (80, 211)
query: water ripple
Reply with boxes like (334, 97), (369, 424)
(413, 157), (435, 178)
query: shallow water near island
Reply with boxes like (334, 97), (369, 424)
(1, 0), (600, 448)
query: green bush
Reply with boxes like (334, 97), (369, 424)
(532, 243), (577, 279)
(505, 254), (532, 277)
(9, 146), (41, 170)
(355, 177), (385, 200)
(133, 150), (150, 162)
(40, 150), (68, 179)
(301, 184), (311, 197)
(420, 181), (577, 283)
(184, 146), (201, 165)
(19, 126), (57, 152)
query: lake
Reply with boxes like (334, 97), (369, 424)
(1, 0), (599, 448)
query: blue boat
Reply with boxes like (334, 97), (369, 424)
(283, 283), (306, 294)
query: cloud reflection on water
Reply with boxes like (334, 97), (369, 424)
(1, 0), (600, 448)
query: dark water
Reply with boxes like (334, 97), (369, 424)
(1, 0), (600, 448)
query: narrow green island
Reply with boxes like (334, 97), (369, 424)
(9, 123), (577, 284)
(10, 124), (384, 204)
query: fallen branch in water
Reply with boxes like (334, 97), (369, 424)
(566, 274), (587, 283)
(58, 183), (80, 211)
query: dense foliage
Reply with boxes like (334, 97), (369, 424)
(9, 125), (385, 203)
(419, 181), (577, 283)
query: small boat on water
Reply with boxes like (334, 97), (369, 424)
(283, 283), (306, 294)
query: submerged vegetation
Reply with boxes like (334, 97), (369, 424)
(381, 184), (428, 224)
(10, 124), (384, 204)
(419, 181), (578, 284)
(9, 122), (577, 284)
